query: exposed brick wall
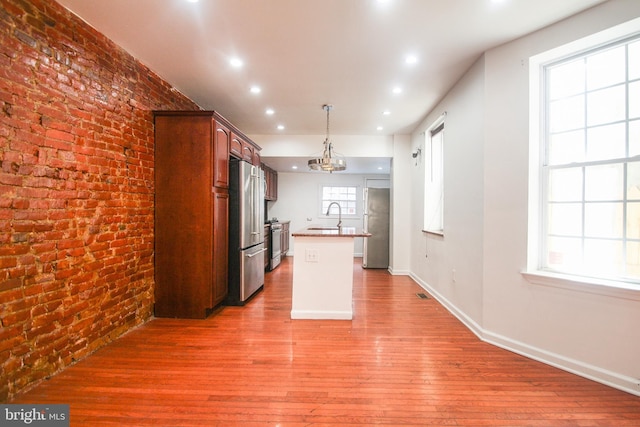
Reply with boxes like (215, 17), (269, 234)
(0, 0), (199, 401)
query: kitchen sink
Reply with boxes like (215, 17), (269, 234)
(307, 226), (340, 230)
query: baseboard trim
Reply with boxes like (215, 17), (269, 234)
(290, 310), (353, 320)
(408, 273), (640, 397)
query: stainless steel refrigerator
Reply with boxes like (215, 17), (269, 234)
(227, 158), (266, 305)
(363, 187), (390, 269)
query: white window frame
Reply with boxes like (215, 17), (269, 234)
(525, 18), (640, 299)
(423, 115), (446, 235)
(320, 185), (359, 218)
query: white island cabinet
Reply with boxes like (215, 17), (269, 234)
(291, 226), (371, 320)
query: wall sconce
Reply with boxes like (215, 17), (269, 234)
(412, 148), (422, 165)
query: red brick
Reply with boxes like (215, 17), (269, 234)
(0, 0), (197, 401)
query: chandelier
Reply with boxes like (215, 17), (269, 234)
(308, 104), (346, 173)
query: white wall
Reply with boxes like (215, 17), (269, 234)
(253, 0), (640, 395)
(410, 0), (640, 395)
(390, 134), (412, 275)
(409, 56), (486, 326)
(266, 171), (390, 257)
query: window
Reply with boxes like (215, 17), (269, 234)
(321, 186), (357, 216)
(424, 121), (444, 234)
(537, 34), (640, 284)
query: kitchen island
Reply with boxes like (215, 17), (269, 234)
(291, 226), (371, 320)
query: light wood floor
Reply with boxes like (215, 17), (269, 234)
(12, 257), (640, 426)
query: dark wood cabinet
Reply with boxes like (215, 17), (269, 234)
(281, 221), (290, 256)
(212, 188), (229, 305)
(264, 224), (270, 270)
(213, 122), (230, 188)
(153, 111), (237, 318)
(229, 133), (243, 159)
(262, 163), (278, 201)
(230, 132), (261, 165)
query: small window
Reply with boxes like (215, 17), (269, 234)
(424, 122), (444, 234)
(321, 186), (357, 216)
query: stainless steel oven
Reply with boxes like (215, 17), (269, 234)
(270, 222), (282, 270)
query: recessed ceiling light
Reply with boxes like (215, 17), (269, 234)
(250, 86), (261, 94)
(405, 55), (418, 65)
(277, 124), (285, 130)
(392, 86), (402, 94)
(265, 108), (275, 115)
(377, 166), (383, 170)
(383, 110), (391, 116)
(292, 165), (298, 170)
(229, 57), (243, 68)
(377, 126), (384, 131)
(185, 0), (199, 3)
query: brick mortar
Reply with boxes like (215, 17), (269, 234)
(0, 0), (200, 401)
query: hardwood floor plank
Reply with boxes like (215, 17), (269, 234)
(11, 257), (640, 426)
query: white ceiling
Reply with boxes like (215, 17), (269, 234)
(57, 0), (606, 173)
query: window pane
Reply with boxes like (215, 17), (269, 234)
(626, 241), (640, 278)
(586, 45), (625, 90)
(627, 162), (640, 200)
(631, 120), (640, 157)
(548, 59), (585, 99)
(322, 186), (357, 216)
(549, 95), (584, 132)
(548, 203), (582, 236)
(584, 239), (624, 277)
(546, 236), (582, 271)
(585, 163), (623, 201)
(626, 202), (640, 239)
(549, 167), (583, 201)
(548, 130), (584, 165)
(629, 39), (640, 80)
(584, 202), (623, 238)
(586, 123), (625, 161)
(630, 80), (640, 120)
(587, 85), (626, 126)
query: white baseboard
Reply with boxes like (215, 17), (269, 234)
(409, 273), (640, 397)
(290, 309), (352, 320)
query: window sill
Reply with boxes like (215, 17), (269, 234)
(423, 229), (444, 237)
(522, 270), (640, 301)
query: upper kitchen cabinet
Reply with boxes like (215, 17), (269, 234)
(262, 163), (278, 201)
(213, 121), (231, 188)
(230, 132), (261, 166)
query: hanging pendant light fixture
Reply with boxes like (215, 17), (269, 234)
(308, 104), (346, 173)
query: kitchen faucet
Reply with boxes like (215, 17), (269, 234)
(326, 202), (342, 228)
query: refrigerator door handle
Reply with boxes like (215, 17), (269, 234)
(247, 248), (268, 258)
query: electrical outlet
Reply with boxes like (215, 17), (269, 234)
(305, 248), (319, 263)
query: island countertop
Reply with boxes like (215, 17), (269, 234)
(292, 226), (371, 238)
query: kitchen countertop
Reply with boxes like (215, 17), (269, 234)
(292, 226), (371, 238)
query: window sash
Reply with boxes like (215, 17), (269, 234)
(541, 34), (640, 283)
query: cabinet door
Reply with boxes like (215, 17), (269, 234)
(281, 223), (289, 255)
(242, 141), (254, 162)
(264, 225), (270, 270)
(271, 169), (278, 200)
(213, 121), (230, 188)
(212, 189), (229, 306)
(252, 149), (261, 166)
(230, 133), (243, 158)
